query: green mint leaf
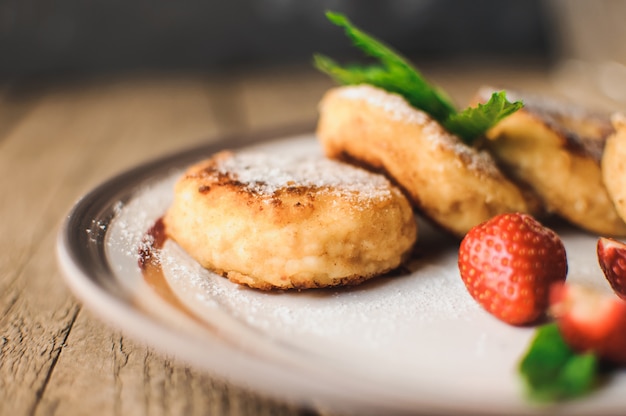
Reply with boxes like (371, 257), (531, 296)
(518, 323), (598, 402)
(315, 12), (523, 144)
(315, 11), (457, 125)
(444, 91), (523, 144)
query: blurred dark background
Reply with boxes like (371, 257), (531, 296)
(0, 0), (554, 78)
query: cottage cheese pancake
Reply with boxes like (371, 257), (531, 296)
(477, 87), (626, 236)
(602, 113), (626, 226)
(164, 150), (417, 290)
(316, 85), (537, 237)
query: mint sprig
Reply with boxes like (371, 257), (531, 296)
(314, 12), (456, 125)
(315, 11), (523, 144)
(444, 91), (523, 143)
(518, 323), (598, 402)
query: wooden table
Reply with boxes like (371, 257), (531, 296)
(0, 61), (614, 415)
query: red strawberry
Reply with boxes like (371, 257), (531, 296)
(458, 212), (567, 325)
(550, 281), (626, 365)
(597, 237), (626, 300)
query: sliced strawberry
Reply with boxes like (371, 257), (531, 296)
(550, 281), (626, 365)
(458, 213), (567, 325)
(597, 237), (626, 300)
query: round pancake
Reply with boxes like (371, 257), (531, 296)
(163, 150), (417, 290)
(316, 84), (537, 237)
(477, 87), (626, 236)
(602, 113), (626, 225)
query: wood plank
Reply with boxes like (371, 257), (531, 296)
(0, 75), (253, 415)
(236, 65), (332, 132)
(35, 311), (311, 416)
(0, 75), (230, 301)
(0, 81), (43, 144)
(0, 221), (80, 415)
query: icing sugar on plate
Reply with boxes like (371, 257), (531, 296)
(64, 133), (625, 416)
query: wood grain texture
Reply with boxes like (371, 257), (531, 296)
(35, 311), (311, 416)
(0, 82), (42, 145)
(237, 65), (333, 131)
(0, 72), (324, 416)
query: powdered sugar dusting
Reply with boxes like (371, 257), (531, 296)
(216, 151), (393, 201)
(338, 84), (429, 125)
(337, 85), (502, 177)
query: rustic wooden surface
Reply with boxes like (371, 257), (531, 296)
(0, 62), (613, 415)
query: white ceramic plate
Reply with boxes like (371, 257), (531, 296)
(57, 132), (626, 415)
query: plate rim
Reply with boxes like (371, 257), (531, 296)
(56, 125), (625, 416)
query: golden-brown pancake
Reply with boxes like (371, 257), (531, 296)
(477, 87), (626, 236)
(164, 150), (417, 290)
(602, 113), (626, 225)
(316, 84), (537, 237)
